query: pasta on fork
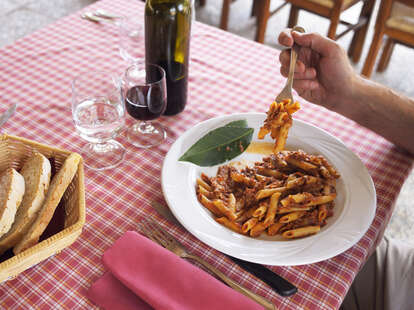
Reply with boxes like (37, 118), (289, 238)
(258, 99), (300, 152)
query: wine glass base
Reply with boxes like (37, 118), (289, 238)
(80, 140), (126, 171)
(127, 121), (166, 148)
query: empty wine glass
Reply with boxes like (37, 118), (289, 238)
(72, 71), (125, 170)
(118, 16), (144, 64)
(121, 64), (167, 148)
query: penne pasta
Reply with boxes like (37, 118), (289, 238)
(256, 167), (284, 178)
(242, 217), (258, 234)
(228, 193), (236, 212)
(286, 176), (306, 189)
(318, 204), (328, 223)
(286, 157), (318, 171)
(197, 178), (212, 192)
(200, 194), (221, 216)
(277, 206), (311, 214)
(258, 127), (270, 139)
(198, 185), (213, 198)
(256, 187), (285, 200)
(318, 156), (340, 178)
(252, 202), (268, 218)
(200, 173), (211, 183)
(215, 217), (243, 234)
(250, 222), (267, 237)
(303, 194), (336, 207)
(286, 101), (300, 114)
(280, 192), (313, 207)
(236, 207), (256, 223)
(264, 192), (281, 226)
(267, 222), (284, 236)
(279, 211), (306, 223)
(282, 225), (321, 239)
(274, 121), (291, 152)
(213, 199), (237, 221)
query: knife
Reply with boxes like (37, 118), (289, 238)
(150, 201), (298, 297)
(0, 104), (17, 128)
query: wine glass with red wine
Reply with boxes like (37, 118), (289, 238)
(122, 64), (167, 148)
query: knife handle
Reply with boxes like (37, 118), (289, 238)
(229, 256), (298, 297)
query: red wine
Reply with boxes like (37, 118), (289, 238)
(125, 85), (166, 121)
(145, 0), (191, 116)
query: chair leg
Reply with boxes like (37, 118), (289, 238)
(288, 5), (299, 28)
(327, 14), (340, 39)
(219, 0), (231, 30)
(377, 38), (395, 72)
(348, 0), (376, 63)
(255, 0), (270, 43)
(361, 29), (385, 78)
(251, 0), (259, 17)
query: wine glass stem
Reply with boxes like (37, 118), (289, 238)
(139, 121), (155, 133)
(92, 142), (112, 153)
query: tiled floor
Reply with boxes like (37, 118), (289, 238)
(1, 0), (413, 242)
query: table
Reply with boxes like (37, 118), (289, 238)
(0, 0), (412, 309)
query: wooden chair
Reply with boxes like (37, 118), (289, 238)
(362, 0), (414, 77)
(199, 0), (288, 43)
(283, 0), (377, 62)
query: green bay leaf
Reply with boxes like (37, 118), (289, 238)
(224, 119), (248, 128)
(179, 119), (253, 166)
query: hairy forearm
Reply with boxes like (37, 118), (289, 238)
(336, 76), (414, 155)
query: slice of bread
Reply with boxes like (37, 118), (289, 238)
(0, 168), (25, 238)
(0, 153), (51, 255)
(14, 153), (81, 255)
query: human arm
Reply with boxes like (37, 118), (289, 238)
(278, 30), (414, 154)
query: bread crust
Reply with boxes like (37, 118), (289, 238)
(14, 153), (81, 254)
(0, 168), (25, 238)
(0, 153), (51, 255)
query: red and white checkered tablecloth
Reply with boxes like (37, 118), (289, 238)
(0, 0), (412, 309)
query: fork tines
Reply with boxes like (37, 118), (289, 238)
(138, 219), (176, 248)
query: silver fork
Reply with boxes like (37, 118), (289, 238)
(80, 12), (116, 23)
(139, 219), (276, 310)
(94, 9), (123, 19)
(275, 26), (305, 103)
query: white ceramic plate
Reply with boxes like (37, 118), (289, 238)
(161, 113), (376, 266)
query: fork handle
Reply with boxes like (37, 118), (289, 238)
(287, 26), (305, 93)
(286, 46), (298, 93)
(186, 254), (276, 310)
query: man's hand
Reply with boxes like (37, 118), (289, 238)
(278, 30), (357, 111)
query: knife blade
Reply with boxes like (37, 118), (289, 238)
(0, 104), (17, 128)
(150, 201), (298, 297)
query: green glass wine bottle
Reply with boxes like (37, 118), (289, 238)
(145, 0), (192, 116)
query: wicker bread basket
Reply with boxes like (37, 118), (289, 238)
(0, 134), (85, 282)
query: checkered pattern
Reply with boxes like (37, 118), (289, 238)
(0, 0), (412, 309)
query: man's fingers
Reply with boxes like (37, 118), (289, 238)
(292, 79), (319, 92)
(280, 66), (316, 79)
(279, 51), (306, 73)
(279, 50), (290, 66)
(292, 31), (337, 56)
(278, 29), (294, 47)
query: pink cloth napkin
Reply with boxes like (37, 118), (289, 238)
(87, 231), (264, 310)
